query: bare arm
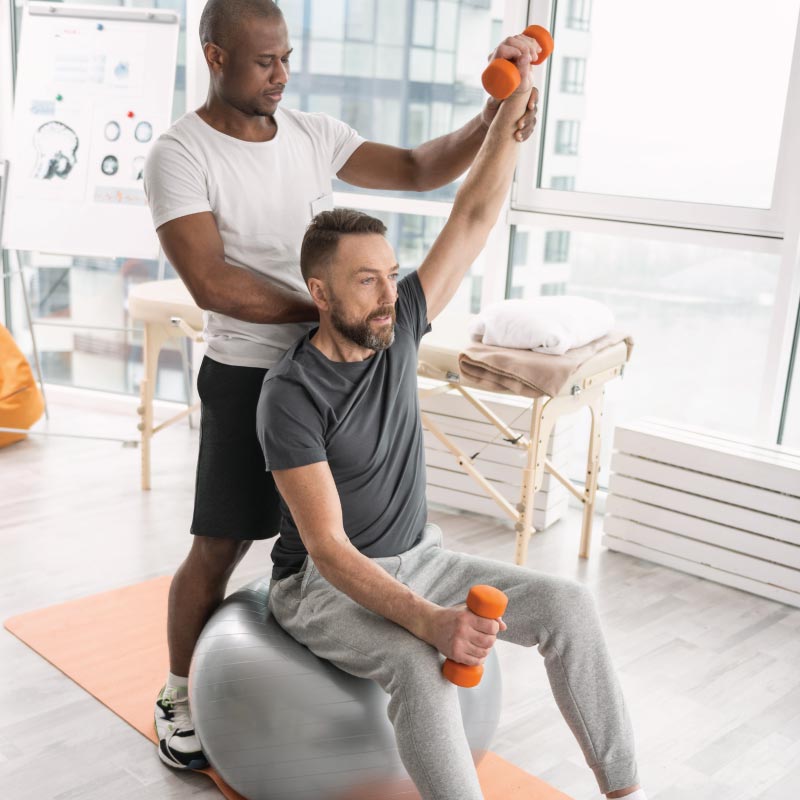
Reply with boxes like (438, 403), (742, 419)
(416, 80), (535, 321)
(336, 37), (541, 193)
(156, 211), (318, 324)
(336, 114), (497, 193)
(272, 461), (502, 665)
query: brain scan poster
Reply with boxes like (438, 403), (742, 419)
(2, 3), (179, 259)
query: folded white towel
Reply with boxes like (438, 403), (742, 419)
(469, 296), (615, 355)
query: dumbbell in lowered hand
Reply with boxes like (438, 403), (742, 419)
(442, 585), (508, 688)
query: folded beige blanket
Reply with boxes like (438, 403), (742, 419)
(457, 331), (634, 399)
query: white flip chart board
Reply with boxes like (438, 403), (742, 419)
(2, 2), (179, 259)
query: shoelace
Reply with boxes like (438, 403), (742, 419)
(162, 689), (194, 732)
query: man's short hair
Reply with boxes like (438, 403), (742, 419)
(301, 209), (388, 283)
(199, 0), (282, 48)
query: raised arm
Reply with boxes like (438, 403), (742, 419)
(336, 36), (541, 193)
(156, 212), (318, 324)
(415, 70), (536, 321)
(271, 462), (501, 665)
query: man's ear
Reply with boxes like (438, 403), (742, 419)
(307, 277), (330, 312)
(204, 42), (225, 74)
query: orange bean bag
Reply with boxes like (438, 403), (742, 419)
(0, 323), (45, 448)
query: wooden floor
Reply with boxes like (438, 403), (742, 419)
(2, 401), (799, 800)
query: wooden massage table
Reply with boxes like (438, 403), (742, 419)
(418, 313), (632, 564)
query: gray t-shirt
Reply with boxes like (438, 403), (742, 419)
(257, 272), (431, 579)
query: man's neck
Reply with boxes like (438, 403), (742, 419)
(310, 325), (376, 363)
(195, 96), (278, 143)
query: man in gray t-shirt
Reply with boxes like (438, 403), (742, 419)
(257, 58), (645, 800)
(258, 271), (430, 579)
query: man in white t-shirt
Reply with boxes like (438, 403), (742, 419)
(144, 0), (539, 771)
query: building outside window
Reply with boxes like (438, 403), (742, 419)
(566, 0), (592, 32)
(544, 230), (570, 263)
(561, 57), (586, 94)
(550, 176), (576, 191)
(554, 120), (580, 155)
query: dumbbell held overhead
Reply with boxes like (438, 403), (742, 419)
(442, 585), (509, 688)
(482, 25), (554, 100)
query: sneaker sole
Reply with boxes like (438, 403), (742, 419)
(154, 721), (209, 771)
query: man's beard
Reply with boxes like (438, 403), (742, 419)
(330, 303), (396, 351)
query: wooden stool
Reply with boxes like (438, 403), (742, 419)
(418, 313), (630, 565)
(128, 279), (203, 490)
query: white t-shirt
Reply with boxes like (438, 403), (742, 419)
(143, 108), (365, 368)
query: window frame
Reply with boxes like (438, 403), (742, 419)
(514, 0), (800, 240)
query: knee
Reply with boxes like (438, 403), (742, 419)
(390, 642), (458, 708)
(386, 656), (459, 723)
(557, 578), (595, 607)
(388, 642), (446, 692)
(548, 578), (600, 630)
(185, 536), (252, 578)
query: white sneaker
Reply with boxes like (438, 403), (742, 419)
(154, 685), (208, 770)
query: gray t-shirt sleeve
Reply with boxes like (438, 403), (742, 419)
(257, 374), (327, 471)
(395, 271), (431, 345)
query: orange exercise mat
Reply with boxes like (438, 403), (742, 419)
(4, 576), (572, 800)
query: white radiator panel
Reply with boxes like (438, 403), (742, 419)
(604, 418), (800, 608)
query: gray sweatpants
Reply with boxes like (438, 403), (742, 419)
(269, 524), (638, 799)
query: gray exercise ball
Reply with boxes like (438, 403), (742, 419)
(189, 577), (502, 800)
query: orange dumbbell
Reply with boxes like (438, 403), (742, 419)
(482, 24), (555, 100)
(442, 585), (509, 688)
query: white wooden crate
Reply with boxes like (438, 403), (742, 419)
(602, 418), (800, 608)
(420, 378), (572, 530)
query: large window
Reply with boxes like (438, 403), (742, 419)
(3, 0), (501, 400)
(508, 221), (784, 473)
(282, 0), (505, 311)
(281, 0), (502, 202)
(3, 0), (799, 457)
(542, 0), (797, 206)
(510, 0), (800, 452)
(518, 0), (800, 235)
(7, 251), (188, 401)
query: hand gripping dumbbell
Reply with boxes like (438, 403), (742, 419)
(442, 585), (509, 688)
(482, 24), (554, 100)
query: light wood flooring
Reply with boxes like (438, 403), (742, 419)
(1, 401), (799, 800)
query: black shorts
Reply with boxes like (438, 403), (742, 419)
(190, 356), (282, 540)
